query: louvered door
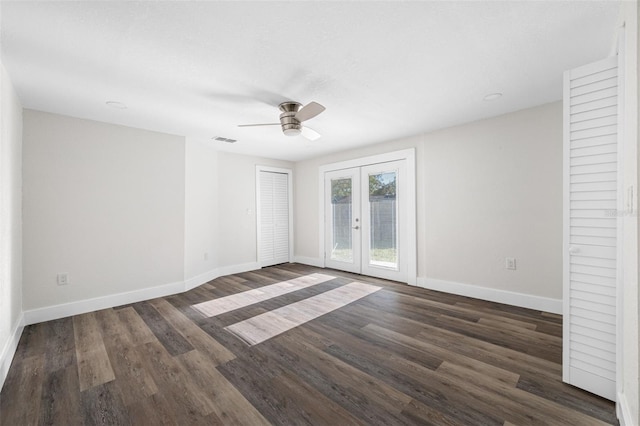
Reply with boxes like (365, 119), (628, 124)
(259, 171), (290, 267)
(272, 172), (290, 263)
(563, 55), (619, 401)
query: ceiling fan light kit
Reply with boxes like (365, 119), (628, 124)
(279, 102), (303, 136)
(239, 100), (325, 141)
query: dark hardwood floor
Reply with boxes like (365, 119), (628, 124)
(0, 264), (617, 425)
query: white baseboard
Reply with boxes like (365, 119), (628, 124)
(617, 391), (635, 426)
(23, 280), (185, 325)
(293, 256), (324, 268)
(416, 277), (562, 314)
(23, 262), (264, 326)
(0, 313), (24, 390)
(217, 261), (260, 277)
(184, 268), (220, 291)
(184, 262), (259, 291)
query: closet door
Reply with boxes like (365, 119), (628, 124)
(259, 171), (290, 267)
(563, 55), (619, 401)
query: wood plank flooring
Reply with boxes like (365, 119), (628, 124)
(0, 264), (618, 425)
(225, 281), (381, 345)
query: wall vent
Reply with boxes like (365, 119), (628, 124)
(212, 136), (237, 143)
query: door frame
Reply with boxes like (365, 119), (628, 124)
(318, 148), (417, 285)
(256, 165), (294, 266)
(614, 27), (625, 408)
(614, 22), (639, 420)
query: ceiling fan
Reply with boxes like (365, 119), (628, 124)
(238, 101), (325, 141)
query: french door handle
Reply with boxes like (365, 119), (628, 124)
(352, 226), (360, 230)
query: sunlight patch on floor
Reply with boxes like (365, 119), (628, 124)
(225, 282), (381, 345)
(192, 273), (336, 317)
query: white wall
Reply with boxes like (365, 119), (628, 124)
(22, 111), (185, 313)
(184, 138), (219, 286)
(295, 102), (562, 308)
(184, 143), (294, 284)
(19, 112), (292, 319)
(217, 152), (293, 270)
(423, 102), (562, 300)
(0, 64), (23, 388)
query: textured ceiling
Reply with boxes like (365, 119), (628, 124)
(1, 1), (621, 161)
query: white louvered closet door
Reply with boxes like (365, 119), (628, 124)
(259, 171), (290, 267)
(563, 55), (620, 401)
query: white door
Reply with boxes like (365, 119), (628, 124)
(325, 160), (407, 282)
(563, 55), (619, 401)
(259, 171), (290, 267)
(324, 168), (361, 274)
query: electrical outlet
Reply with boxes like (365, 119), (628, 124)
(505, 258), (516, 270)
(204, 252), (208, 260)
(57, 273), (69, 286)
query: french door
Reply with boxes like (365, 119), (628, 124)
(324, 160), (407, 282)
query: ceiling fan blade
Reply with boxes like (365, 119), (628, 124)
(238, 123), (280, 127)
(301, 126), (321, 141)
(295, 101), (325, 122)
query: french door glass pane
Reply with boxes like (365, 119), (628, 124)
(331, 178), (353, 262)
(368, 172), (397, 268)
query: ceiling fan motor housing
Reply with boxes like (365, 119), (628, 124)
(279, 102), (302, 136)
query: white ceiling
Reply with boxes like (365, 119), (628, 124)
(1, 1), (621, 161)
